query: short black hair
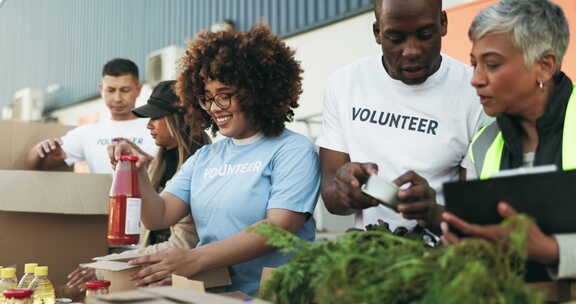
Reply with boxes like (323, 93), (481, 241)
(374, 0), (443, 16)
(102, 58), (139, 80)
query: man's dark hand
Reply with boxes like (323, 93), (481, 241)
(394, 170), (442, 230)
(332, 162), (380, 210)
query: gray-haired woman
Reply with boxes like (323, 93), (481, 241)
(441, 0), (576, 281)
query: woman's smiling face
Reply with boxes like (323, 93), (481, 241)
(202, 80), (258, 139)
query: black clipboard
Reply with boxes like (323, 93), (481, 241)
(443, 169), (576, 235)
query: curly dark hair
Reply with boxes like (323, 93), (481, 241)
(176, 24), (303, 137)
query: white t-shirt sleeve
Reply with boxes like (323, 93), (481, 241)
(548, 233), (576, 279)
(316, 77), (347, 153)
(61, 126), (86, 165)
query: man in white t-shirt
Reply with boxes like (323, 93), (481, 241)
(27, 58), (157, 174)
(317, 0), (488, 233)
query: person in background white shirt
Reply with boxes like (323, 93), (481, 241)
(27, 58), (157, 174)
(317, 0), (489, 234)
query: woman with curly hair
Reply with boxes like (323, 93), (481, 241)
(111, 24), (320, 295)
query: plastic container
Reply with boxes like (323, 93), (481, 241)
(0, 268), (18, 302)
(28, 266), (55, 304)
(3, 288), (33, 304)
(17, 264), (38, 289)
(84, 280), (110, 297)
(108, 155), (142, 246)
(362, 175), (399, 209)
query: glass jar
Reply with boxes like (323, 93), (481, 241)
(3, 288), (33, 304)
(85, 280), (110, 297)
(107, 155), (141, 246)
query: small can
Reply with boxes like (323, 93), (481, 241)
(85, 280), (111, 297)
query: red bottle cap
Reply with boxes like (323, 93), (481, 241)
(85, 280), (111, 289)
(3, 289), (33, 299)
(119, 155), (139, 161)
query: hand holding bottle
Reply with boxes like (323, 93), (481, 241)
(107, 138), (153, 171)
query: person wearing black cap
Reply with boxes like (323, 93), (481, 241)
(132, 80), (210, 192)
(66, 80), (211, 288)
(131, 80), (211, 246)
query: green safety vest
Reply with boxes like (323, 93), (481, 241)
(470, 84), (576, 179)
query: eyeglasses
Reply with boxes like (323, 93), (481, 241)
(197, 93), (234, 111)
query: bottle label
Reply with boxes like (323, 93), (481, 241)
(125, 198), (142, 235)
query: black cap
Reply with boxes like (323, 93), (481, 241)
(132, 81), (183, 118)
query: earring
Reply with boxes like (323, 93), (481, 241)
(539, 81), (544, 89)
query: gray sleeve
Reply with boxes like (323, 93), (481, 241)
(460, 150), (478, 180)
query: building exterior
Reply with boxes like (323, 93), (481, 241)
(0, 0), (375, 124)
(0, 0), (487, 132)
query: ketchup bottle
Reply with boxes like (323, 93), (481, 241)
(107, 155), (141, 246)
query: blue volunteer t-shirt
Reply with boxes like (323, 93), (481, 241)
(164, 129), (319, 295)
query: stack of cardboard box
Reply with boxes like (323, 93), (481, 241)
(0, 120), (111, 292)
(82, 251), (232, 293)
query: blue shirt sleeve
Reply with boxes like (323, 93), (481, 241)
(266, 141), (320, 214)
(163, 152), (198, 205)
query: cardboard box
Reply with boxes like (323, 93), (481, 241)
(174, 267), (276, 301)
(172, 274), (206, 292)
(259, 267), (275, 290)
(218, 291), (253, 301)
(83, 261), (142, 293)
(0, 170), (111, 287)
(86, 286), (271, 304)
(0, 120), (72, 170)
(84, 252), (231, 293)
